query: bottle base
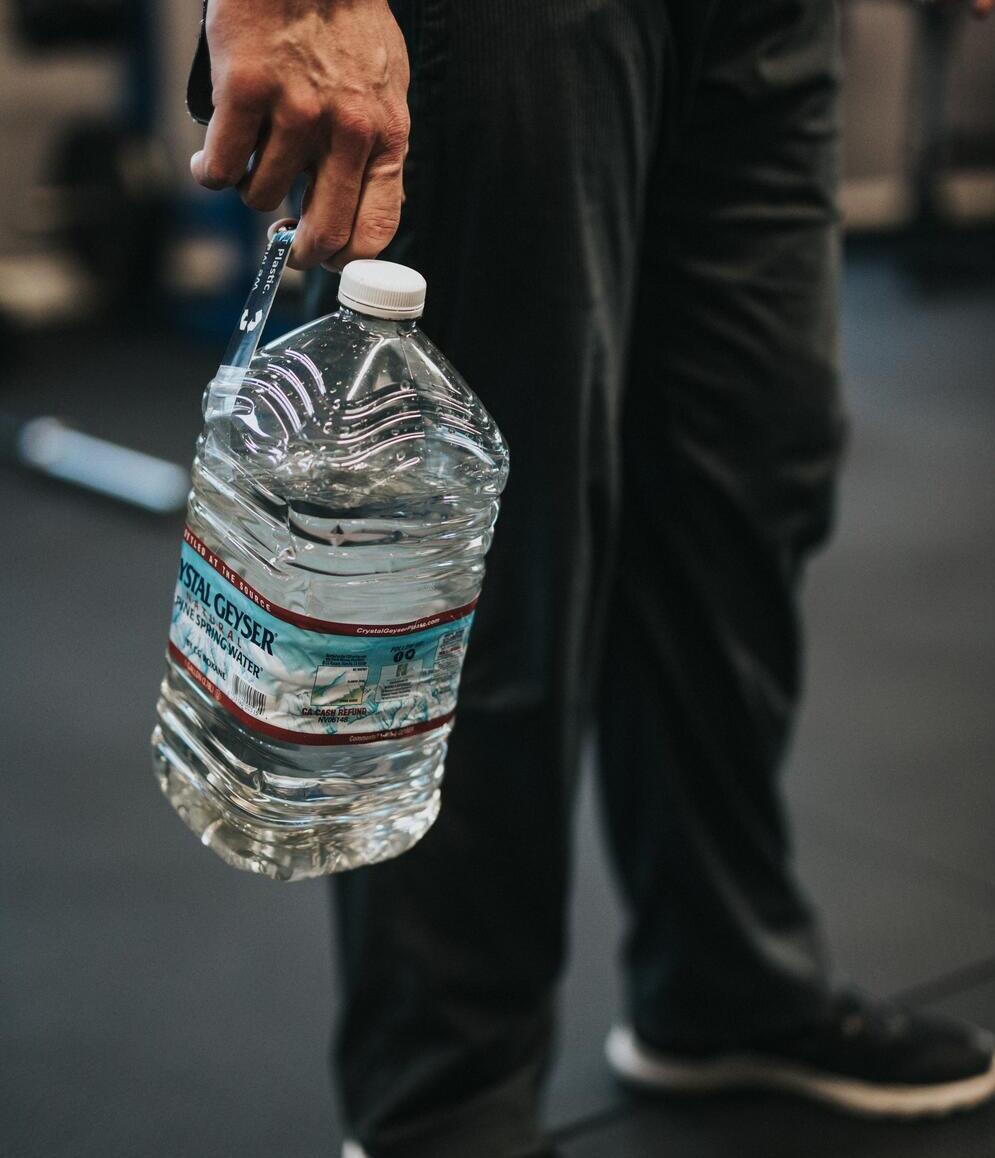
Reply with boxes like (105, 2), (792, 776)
(153, 736), (441, 882)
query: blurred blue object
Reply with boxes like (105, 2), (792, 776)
(5, 413), (188, 514)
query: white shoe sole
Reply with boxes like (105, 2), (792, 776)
(342, 1143), (369, 1158)
(605, 1023), (995, 1119)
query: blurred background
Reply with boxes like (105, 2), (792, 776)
(1, 2), (994, 1156)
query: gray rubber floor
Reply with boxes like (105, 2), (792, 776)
(3, 241), (994, 1157)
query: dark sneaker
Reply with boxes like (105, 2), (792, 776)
(606, 990), (995, 1118)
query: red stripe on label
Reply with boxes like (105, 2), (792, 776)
(168, 642), (455, 746)
(182, 525), (477, 635)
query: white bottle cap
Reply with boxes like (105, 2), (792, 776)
(338, 260), (427, 320)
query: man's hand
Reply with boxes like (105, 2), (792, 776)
(192, 0), (410, 270)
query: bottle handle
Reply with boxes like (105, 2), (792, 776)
(206, 218), (297, 417)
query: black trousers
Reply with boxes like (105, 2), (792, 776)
(307, 2), (846, 1154)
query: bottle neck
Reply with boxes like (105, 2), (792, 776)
(338, 304), (420, 335)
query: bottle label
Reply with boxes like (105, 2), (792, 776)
(168, 527), (476, 745)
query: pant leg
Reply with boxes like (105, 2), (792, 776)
(312, 3), (671, 1153)
(597, 0), (847, 1052)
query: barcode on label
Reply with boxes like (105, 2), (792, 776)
(231, 674), (267, 715)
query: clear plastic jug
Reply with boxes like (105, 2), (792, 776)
(152, 226), (508, 880)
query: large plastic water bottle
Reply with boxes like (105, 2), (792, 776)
(152, 226), (508, 880)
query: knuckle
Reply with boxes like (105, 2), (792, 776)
(359, 210), (400, 245)
(336, 105), (376, 145)
(367, 154), (404, 182)
(216, 66), (268, 110)
(310, 225), (352, 255)
(381, 109), (410, 152)
(277, 93), (322, 132)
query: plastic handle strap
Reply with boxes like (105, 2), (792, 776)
(206, 221), (297, 418)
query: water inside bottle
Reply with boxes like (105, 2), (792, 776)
(152, 253), (507, 881)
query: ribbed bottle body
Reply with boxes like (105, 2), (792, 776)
(152, 307), (507, 880)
